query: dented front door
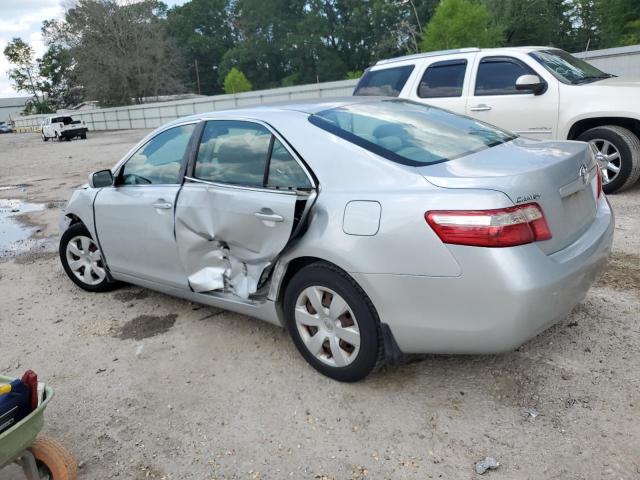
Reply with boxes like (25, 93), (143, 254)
(175, 119), (314, 298)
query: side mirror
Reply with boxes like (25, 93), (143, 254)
(89, 169), (114, 188)
(515, 74), (546, 95)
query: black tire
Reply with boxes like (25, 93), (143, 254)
(80, 133), (87, 140)
(42, 134), (48, 142)
(283, 262), (384, 382)
(56, 133), (63, 142)
(577, 125), (640, 194)
(59, 223), (117, 292)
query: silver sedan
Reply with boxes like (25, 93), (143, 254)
(59, 98), (614, 381)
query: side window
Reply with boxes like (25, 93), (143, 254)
(121, 123), (196, 185)
(418, 60), (467, 98)
(194, 120), (271, 187)
(475, 57), (534, 96)
(353, 65), (415, 97)
(267, 139), (312, 189)
(194, 121), (312, 189)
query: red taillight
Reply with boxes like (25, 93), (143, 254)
(425, 203), (552, 248)
(596, 167), (603, 198)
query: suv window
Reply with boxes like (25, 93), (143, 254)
(354, 65), (415, 97)
(195, 120), (311, 189)
(121, 123), (196, 185)
(475, 57), (534, 96)
(418, 60), (467, 98)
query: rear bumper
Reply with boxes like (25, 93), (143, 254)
(61, 127), (87, 137)
(352, 197), (614, 354)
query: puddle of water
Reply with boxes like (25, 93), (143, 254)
(0, 199), (51, 258)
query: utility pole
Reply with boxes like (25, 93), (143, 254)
(195, 59), (201, 95)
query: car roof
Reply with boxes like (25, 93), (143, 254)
(172, 96), (390, 123)
(372, 46), (551, 68)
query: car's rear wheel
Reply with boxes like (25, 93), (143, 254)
(283, 262), (383, 382)
(578, 125), (640, 194)
(59, 223), (115, 292)
(80, 133), (87, 140)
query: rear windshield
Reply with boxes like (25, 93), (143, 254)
(309, 100), (516, 166)
(353, 65), (415, 97)
(52, 116), (74, 125)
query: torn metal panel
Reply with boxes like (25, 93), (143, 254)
(175, 183), (300, 298)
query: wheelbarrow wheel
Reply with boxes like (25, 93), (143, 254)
(29, 437), (78, 479)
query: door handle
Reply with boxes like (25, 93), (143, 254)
(152, 200), (173, 210)
(254, 211), (284, 222)
(470, 104), (492, 112)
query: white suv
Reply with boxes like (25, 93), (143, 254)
(354, 47), (640, 193)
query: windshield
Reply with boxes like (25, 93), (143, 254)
(308, 100), (516, 166)
(530, 49), (614, 85)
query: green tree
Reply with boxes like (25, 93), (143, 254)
(223, 68), (252, 94)
(597, 0), (640, 48)
(420, 0), (504, 51)
(3, 39), (43, 102)
(38, 45), (83, 109)
(484, 0), (571, 48)
(59, 0), (184, 107)
(621, 19), (640, 45)
(166, 0), (234, 95)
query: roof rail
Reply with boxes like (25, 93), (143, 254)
(375, 48), (480, 66)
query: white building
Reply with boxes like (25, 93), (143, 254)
(0, 96), (30, 124)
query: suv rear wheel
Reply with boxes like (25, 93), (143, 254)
(577, 125), (640, 194)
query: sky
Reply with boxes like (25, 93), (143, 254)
(0, 0), (187, 98)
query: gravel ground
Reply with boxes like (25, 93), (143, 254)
(0, 131), (638, 480)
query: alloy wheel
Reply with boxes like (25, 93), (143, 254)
(590, 138), (621, 185)
(294, 286), (361, 367)
(65, 235), (106, 286)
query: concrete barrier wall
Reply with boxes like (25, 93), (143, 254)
(574, 45), (640, 80)
(13, 79), (358, 132)
(11, 44), (640, 132)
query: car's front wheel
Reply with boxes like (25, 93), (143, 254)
(59, 223), (115, 292)
(578, 125), (640, 194)
(283, 262), (383, 382)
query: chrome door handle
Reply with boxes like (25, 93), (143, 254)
(254, 212), (284, 222)
(470, 104), (492, 112)
(152, 201), (173, 210)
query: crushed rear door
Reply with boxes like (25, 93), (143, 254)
(175, 181), (310, 298)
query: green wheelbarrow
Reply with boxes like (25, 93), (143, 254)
(0, 376), (77, 480)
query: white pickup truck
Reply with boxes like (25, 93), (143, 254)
(42, 115), (88, 142)
(354, 47), (640, 193)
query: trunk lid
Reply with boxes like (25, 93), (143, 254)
(418, 137), (599, 254)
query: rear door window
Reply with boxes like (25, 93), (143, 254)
(418, 60), (467, 98)
(475, 57), (535, 96)
(353, 65), (415, 97)
(195, 120), (312, 189)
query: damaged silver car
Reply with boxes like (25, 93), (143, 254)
(59, 98), (613, 381)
